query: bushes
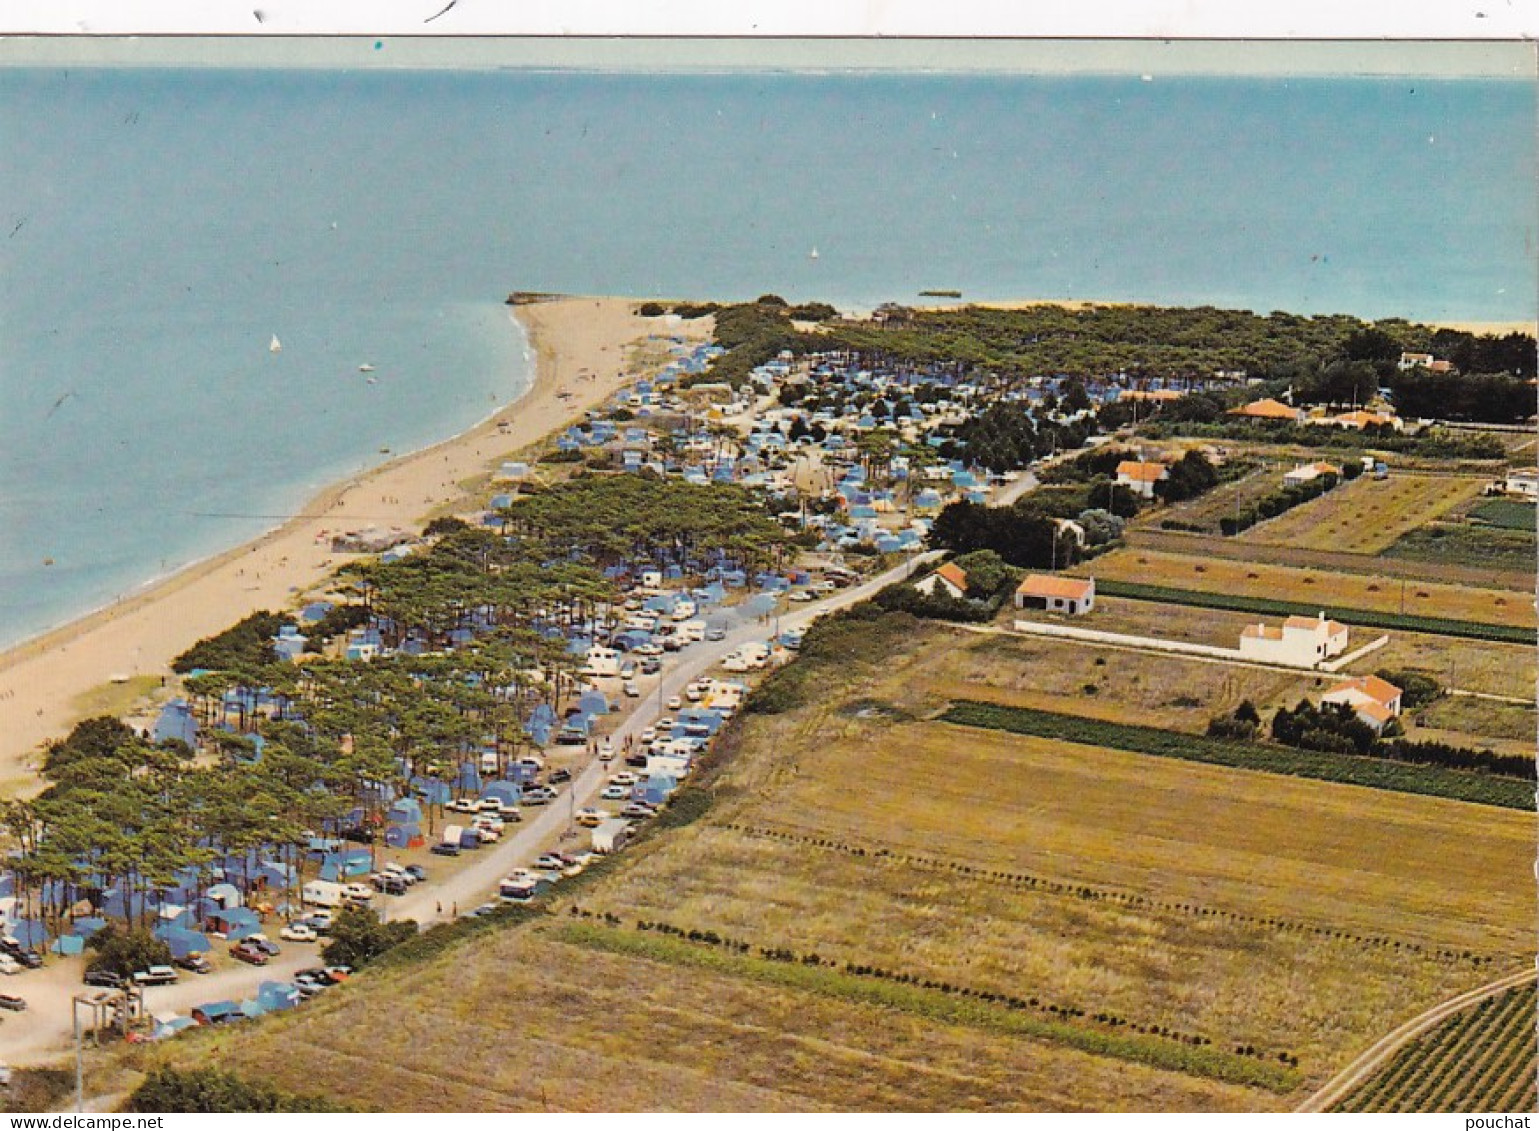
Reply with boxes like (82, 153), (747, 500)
(171, 610), (284, 674)
(126, 1067), (350, 1113)
(1376, 668), (1443, 709)
(320, 905), (419, 969)
(86, 925), (171, 978)
(1220, 473), (1338, 535)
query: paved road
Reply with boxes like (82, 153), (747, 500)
(1294, 965), (1537, 1113)
(1, 549), (938, 1069)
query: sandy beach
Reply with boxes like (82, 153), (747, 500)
(0, 296), (709, 791)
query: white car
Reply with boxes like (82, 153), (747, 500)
(280, 922), (318, 943)
(623, 680), (641, 698)
(633, 643), (663, 656)
(640, 727), (657, 743)
(790, 589), (815, 602)
(667, 695), (683, 710)
(0, 956), (20, 976)
(608, 772), (639, 787)
(600, 784), (629, 801)
(473, 815), (505, 833)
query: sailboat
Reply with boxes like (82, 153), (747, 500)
(809, 246), (820, 260)
(269, 335), (282, 353)
(358, 363), (375, 373)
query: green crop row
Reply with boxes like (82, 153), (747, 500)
(1094, 579), (1531, 645)
(940, 701), (1533, 810)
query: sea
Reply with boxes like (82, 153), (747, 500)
(0, 66), (1534, 649)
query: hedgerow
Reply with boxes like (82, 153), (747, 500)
(940, 701), (1532, 810)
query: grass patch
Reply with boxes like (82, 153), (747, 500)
(941, 701), (1532, 810)
(553, 921), (1301, 1093)
(1093, 579), (1532, 645)
(69, 674), (163, 720)
(1468, 498), (1537, 531)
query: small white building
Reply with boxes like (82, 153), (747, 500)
(1014, 574), (1095, 615)
(1115, 460), (1169, 500)
(1503, 468), (1539, 499)
(1238, 613), (1349, 667)
(916, 562), (969, 600)
(1322, 674), (1403, 733)
(1283, 461), (1342, 488)
(581, 645), (621, 677)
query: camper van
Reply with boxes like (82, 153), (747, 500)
(479, 750), (499, 775)
(591, 818), (632, 855)
(676, 620), (706, 644)
(581, 646), (621, 678)
(671, 600), (697, 621)
(301, 880), (347, 909)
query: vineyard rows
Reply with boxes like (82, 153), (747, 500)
(1334, 982), (1537, 1112)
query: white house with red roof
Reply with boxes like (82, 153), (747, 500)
(1282, 461), (1342, 488)
(916, 562), (969, 600)
(1322, 674), (1404, 733)
(1014, 574), (1095, 615)
(1114, 460), (1169, 499)
(1237, 612), (1349, 667)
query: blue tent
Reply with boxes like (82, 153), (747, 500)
(153, 700), (198, 748)
(69, 916), (109, 939)
(50, 934), (85, 956)
(387, 798), (424, 825)
(9, 920), (48, 947)
(208, 907), (263, 941)
(455, 764), (483, 792)
(257, 980), (302, 1012)
(482, 781), (522, 806)
(383, 824), (421, 849)
(154, 926), (212, 959)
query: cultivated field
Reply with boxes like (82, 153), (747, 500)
(1331, 982), (1538, 1113)
(1236, 474), (1487, 555)
(1083, 548), (1532, 631)
(1133, 466), (1277, 535)
(133, 614), (1533, 1111)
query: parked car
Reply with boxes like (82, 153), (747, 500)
(0, 994), (25, 1012)
(446, 799), (480, 814)
(535, 853), (567, 870)
(373, 873), (409, 894)
(132, 965), (179, 987)
(624, 753), (648, 769)
(608, 772), (639, 787)
(549, 767), (572, 784)
(600, 784), (629, 801)
(633, 643), (663, 656)
(296, 966), (341, 987)
(705, 627), (727, 642)
(575, 807), (606, 828)
(280, 922), (318, 943)
(790, 589), (815, 602)
(292, 973), (327, 998)
(431, 842), (461, 857)
(245, 935), (282, 957)
(0, 956), (21, 976)
(304, 911), (335, 933)
(403, 864), (428, 882)
(666, 695), (683, 710)
(175, 952), (212, 975)
(639, 657), (662, 674)
(621, 802), (658, 819)
(82, 969), (125, 989)
(382, 863), (419, 885)
(229, 943), (268, 966)
(640, 727), (657, 744)
(323, 965), (353, 982)
(0, 940), (40, 969)
(622, 680), (641, 697)
(341, 883), (373, 903)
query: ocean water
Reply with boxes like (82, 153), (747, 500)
(0, 67), (1534, 648)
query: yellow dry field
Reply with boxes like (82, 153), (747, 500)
(1237, 474), (1486, 554)
(1084, 548), (1531, 630)
(142, 925), (1270, 1112)
(926, 629), (1322, 733)
(139, 618), (1531, 1112)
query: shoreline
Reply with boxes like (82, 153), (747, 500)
(0, 295), (705, 789)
